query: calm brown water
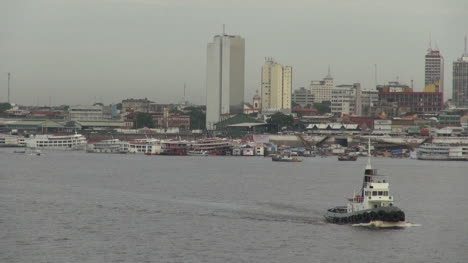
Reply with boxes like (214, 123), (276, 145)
(1, 149), (467, 262)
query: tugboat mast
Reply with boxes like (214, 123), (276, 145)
(366, 138), (372, 170)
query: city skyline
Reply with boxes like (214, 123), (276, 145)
(2, 0), (467, 105)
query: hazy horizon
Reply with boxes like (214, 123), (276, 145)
(2, 0), (467, 106)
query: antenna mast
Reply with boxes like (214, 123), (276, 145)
(7, 72), (10, 104)
(374, 64), (378, 87)
(183, 83), (186, 104)
(465, 35), (467, 55)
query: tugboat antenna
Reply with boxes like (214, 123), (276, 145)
(366, 138), (372, 170)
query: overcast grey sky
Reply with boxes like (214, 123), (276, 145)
(1, 0), (467, 106)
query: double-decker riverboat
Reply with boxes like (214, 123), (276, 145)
(189, 138), (232, 155)
(87, 139), (128, 153)
(417, 143), (468, 161)
(25, 134), (87, 150)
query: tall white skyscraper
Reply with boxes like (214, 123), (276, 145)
(261, 58), (292, 112)
(206, 34), (245, 130)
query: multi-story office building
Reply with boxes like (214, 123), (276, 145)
(331, 85), (356, 115)
(261, 58), (292, 112)
(377, 81), (443, 113)
(205, 34), (245, 130)
(68, 105), (104, 121)
(424, 48), (444, 93)
(309, 69), (333, 103)
(453, 39), (468, 107)
(330, 83), (379, 116)
(292, 87), (314, 107)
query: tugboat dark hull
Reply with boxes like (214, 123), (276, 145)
(324, 206), (405, 224)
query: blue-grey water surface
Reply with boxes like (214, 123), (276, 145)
(1, 149), (467, 262)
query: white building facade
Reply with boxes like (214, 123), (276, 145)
(261, 58), (292, 112)
(292, 87), (314, 107)
(331, 83), (379, 116)
(309, 69), (333, 103)
(206, 34), (245, 130)
(68, 105), (104, 121)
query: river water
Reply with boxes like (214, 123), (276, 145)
(1, 149), (467, 262)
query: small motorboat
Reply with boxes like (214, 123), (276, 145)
(272, 155), (303, 162)
(187, 150), (208, 156)
(338, 155), (357, 161)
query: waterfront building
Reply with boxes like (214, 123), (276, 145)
(331, 84), (356, 115)
(453, 38), (468, 107)
(309, 68), (333, 103)
(206, 34), (245, 130)
(376, 81), (412, 93)
(292, 87), (314, 107)
(424, 48), (444, 94)
(122, 98), (153, 113)
(261, 58), (292, 112)
(330, 83), (377, 116)
(377, 81), (443, 113)
(361, 90), (379, 116)
(68, 105), (103, 121)
(151, 111), (191, 130)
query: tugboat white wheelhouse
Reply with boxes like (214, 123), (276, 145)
(324, 139), (405, 224)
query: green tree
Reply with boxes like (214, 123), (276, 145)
(135, 112), (155, 128)
(267, 112), (294, 131)
(184, 106), (206, 130)
(314, 101), (331, 114)
(0, 103), (12, 113)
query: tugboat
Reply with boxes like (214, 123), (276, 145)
(325, 140), (405, 224)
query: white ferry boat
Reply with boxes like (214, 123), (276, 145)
(128, 138), (162, 155)
(0, 134), (26, 147)
(417, 143), (468, 161)
(25, 134), (87, 150)
(87, 139), (128, 153)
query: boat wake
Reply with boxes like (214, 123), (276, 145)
(352, 220), (420, 228)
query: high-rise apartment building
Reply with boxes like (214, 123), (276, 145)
(310, 68), (333, 103)
(261, 58), (292, 112)
(453, 38), (468, 107)
(424, 48), (444, 94)
(206, 34), (245, 130)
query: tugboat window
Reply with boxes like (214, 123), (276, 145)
(372, 191), (377, 196)
(378, 191), (383, 195)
